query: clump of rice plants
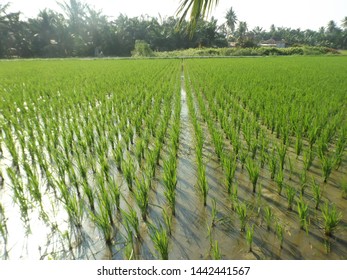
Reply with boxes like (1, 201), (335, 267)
(134, 177), (149, 221)
(286, 185), (296, 211)
(149, 223), (169, 260)
(303, 149), (314, 171)
(245, 158), (259, 193)
(123, 209), (140, 240)
(224, 155), (236, 194)
(297, 198), (309, 233)
(311, 178), (322, 210)
(263, 206), (274, 231)
(320, 155), (334, 183)
(322, 202), (342, 237)
(277, 143), (287, 171)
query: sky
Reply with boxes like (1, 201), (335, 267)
(6, 0), (347, 31)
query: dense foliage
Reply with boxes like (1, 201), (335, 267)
(0, 1), (346, 58)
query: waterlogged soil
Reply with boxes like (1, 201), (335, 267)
(0, 64), (346, 260)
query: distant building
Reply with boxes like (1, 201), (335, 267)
(259, 39), (286, 48)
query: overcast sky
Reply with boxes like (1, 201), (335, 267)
(7, 0), (347, 31)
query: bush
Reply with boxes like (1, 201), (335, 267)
(131, 40), (154, 57)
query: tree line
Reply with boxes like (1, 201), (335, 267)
(0, 1), (346, 58)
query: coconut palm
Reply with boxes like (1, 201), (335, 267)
(177, 0), (219, 30)
(225, 7), (238, 34)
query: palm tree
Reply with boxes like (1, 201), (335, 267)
(225, 7), (237, 34)
(176, 0), (219, 31)
(342, 16), (347, 30)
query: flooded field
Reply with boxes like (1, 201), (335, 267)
(0, 57), (346, 259)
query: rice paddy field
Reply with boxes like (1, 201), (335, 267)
(0, 56), (346, 260)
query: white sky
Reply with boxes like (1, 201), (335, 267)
(6, 0), (347, 31)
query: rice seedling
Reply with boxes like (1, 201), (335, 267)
(264, 206), (274, 231)
(236, 202), (248, 232)
(300, 170), (308, 196)
(122, 157), (135, 192)
(66, 194), (84, 229)
(297, 198), (309, 233)
(211, 198), (217, 227)
(7, 167), (29, 225)
(0, 203), (8, 243)
(320, 155), (334, 183)
(212, 240), (222, 260)
(82, 180), (95, 212)
(341, 180), (347, 199)
(162, 208), (173, 236)
(295, 132), (303, 156)
(91, 204), (114, 245)
(123, 209), (140, 240)
(311, 178), (322, 210)
(245, 224), (255, 252)
(275, 221), (284, 249)
(135, 138), (144, 164)
(223, 157), (236, 194)
(134, 177), (149, 221)
(286, 185), (296, 211)
(269, 150), (277, 180)
(229, 183), (238, 211)
(197, 163), (209, 206)
(163, 155), (177, 215)
(239, 148), (247, 170)
(245, 158), (259, 193)
(113, 143), (123, 172)
(303, 149), (314, 171)
(276, 169), (284, 195)
(322, 202), (342, 237)
(148, 223), (169, 260)
(277, 144), (287, 171)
